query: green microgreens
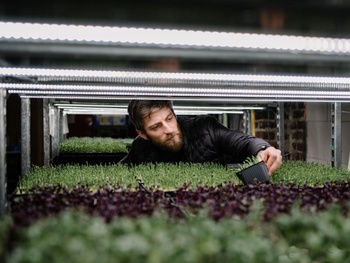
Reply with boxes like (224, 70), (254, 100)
(59, 137), (133, 154)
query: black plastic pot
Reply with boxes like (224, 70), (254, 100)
(236, 161), (270, 185)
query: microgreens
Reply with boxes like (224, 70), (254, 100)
(59, 137), (133, 154)
(4, 160), (350, 263)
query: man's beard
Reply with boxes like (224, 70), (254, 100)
(148, 131), (184, 153)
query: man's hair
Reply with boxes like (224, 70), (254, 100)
(128, 100), (175, 131)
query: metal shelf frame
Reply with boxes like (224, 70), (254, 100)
(0, 89), (6, 217)
(331, 102), (342, 168)
(1, 22), (350, 216)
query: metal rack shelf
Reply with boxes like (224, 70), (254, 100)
(1, 21), (350, 216)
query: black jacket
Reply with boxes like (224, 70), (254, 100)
(119, 115), (270, 165)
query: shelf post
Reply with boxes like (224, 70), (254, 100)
(43, 99), (50, 166)
(59, 109), (65, 143)
(0, 89), (7, 216)
(243, 110), (252, 134)
(51, 106), (59, 159)
(331, 102), (342, 168)
(21, 98), (31, 176)
(276, 102), (285, 159)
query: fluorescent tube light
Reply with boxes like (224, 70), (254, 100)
(8, 87), (350, 100)
(53, 103), (265, 111)
(3, 82), (350, 96)
(62, 108), (243, 115)
(1, 21), (350, 54)
(18, 94), (349, 103)
(2, 67), (350, 87)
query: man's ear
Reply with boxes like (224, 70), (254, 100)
(136, 129), (149, 140)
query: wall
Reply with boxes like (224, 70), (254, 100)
(306, 103), (350, 169)
(255, 103), (306, 161)
(254, 102), (350, 169)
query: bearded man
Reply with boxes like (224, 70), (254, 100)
(119, 100), (282, 175)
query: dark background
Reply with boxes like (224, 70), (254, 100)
(2, 0), (350, 36)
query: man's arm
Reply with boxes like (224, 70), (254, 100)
(206, 116), (269, 156)
(206, 116), (282, 174)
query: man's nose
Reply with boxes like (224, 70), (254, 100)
(163, 122), (172, 133)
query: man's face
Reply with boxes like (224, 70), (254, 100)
(136, 107), (183, 152)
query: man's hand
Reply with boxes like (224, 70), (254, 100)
(257, 147), (282, 175)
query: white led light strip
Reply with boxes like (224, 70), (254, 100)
(64, 109), (127, 115)
(1, 70), (350, 87)
(19, 94), (348, 103)
(8, 89), (350, 99)
(61, 108), (244, 115)
(2, 83), (350, 94)
(1, 21), (350, 54)
(54, 103), (265, 111)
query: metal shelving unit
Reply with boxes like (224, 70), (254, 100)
(1, 21), (350, 215)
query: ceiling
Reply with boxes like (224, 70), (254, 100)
(2, 0), (350, 35)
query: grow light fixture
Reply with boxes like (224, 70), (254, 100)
(9, 90), (350, 103)
(3, 67), (349, 102)
(10, 89), (350, 98)
(62, 108), (244, 115)
(54, 103), (247, 115)
(63, 108), (127, 115)
(2, 67), (350, 87)
(20, 94), (347, 103)
(55, 104), (127, 109)
(53, 103), (265, 111)
(1, 21), (350, 55)
(3, 82), (350, 97)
